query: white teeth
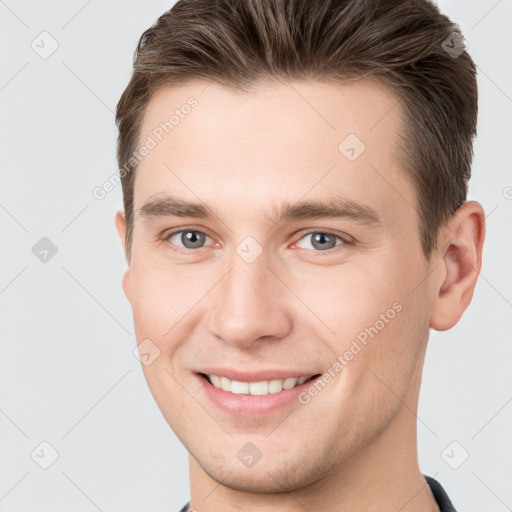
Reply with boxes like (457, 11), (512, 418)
(206, 374), (314, 395)
(268, 379), (284, 394)
(231, 380), (249, 394)
(249, 381), (268, 395)
(220, 376), (231, 392)
(209, 375), (222, 388)
(282, 377), (298, 389)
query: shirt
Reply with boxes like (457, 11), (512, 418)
(178, 474), (457, 511)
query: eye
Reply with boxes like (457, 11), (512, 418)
(162, 228), (350, 256)
(166, 229), (213, 250)
(294, 230), (347, 253)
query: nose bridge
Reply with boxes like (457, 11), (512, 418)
(208, 243), (292, 347)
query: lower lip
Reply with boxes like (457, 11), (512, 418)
(196, 373), (321, 417)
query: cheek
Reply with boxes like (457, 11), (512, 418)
(346, 272), (430, 410)
(290, 264), (403, 345)
(300, 260), (428, 390)
(129, 264), (195, 346)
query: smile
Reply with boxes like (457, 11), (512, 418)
(200, 373), (320, 396)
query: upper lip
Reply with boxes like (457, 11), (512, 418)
(196, 368), (321, 382)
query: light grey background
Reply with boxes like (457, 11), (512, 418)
(1, 1), (511, 510)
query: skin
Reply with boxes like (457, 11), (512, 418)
(115, 78), (485, 511)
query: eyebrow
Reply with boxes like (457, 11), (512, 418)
(138, 194), (383, 226)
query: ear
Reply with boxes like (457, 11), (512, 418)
(115, 210), (132, 303)
(429, 201), (485, 331)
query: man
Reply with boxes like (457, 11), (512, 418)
(114, 0), (485, 510)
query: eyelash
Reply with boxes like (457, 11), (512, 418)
(160, 227), (351, 257)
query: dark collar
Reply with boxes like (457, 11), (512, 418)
(424, 474), (457, 511)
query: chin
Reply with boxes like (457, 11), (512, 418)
(195, 446), (335, 494)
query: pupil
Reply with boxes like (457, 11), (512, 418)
(183, 230), (204, 248)
(313, 233), (334, 250)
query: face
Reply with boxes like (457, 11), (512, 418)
(117, 78), (436, 493)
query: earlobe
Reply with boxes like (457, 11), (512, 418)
(429, 201), (485, 331)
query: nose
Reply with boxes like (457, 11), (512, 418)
(207, 248), (293, 349)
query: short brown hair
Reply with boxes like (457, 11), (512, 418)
(116, 0), (477, 262)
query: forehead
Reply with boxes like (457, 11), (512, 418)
(133, 78), (413, 226)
